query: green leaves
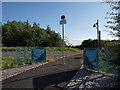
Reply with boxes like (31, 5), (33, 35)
(2, 20), (62, 47)
(105, 1), (120, 38)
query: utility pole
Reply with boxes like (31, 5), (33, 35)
(60, 15), (66, 64)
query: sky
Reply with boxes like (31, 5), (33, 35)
(2, 1), (118, 46)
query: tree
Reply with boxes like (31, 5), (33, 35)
(32, 22), (40, 29)
(78, 39), (97, 50)
(2, 20), (63, 47)
(105, 1), (120, 39)
(0, 21), (2, 24)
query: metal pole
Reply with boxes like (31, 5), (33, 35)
(60, 15), (66, 64)
(62, 23), (65, 64)
(99, 31), (101, 48)
(97, 20), (100, 49)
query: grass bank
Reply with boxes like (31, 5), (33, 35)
(2, 47), (82, 53)
(1, 57), (33, 69)
(1, 47), (83, 69)
(46, 47), (82, 53)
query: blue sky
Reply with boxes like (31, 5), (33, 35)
(2, 2), (115, 45)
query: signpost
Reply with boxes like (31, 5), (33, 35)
(60, 15), (66, 64)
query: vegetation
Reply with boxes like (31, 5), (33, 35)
(2, 46), (81, 52)
(74, 39), (120, 74)
(75, 39), (120, 50)
(2, 57), (17, 69)
(104, 1), (120, 39)
(2, 20), (62, 47)
(46, 47), (82, 52)
(98, 43), (120, 74)
(2, 47), (16, 52)
(1, 57), (33, 69)
(1, 47), (81, 69)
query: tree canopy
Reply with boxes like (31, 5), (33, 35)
(104, 1), (120, 39)
(74, 39), (120, 50)
(2, 20), (62, 47)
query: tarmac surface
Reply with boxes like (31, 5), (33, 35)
(2, 54), (83, 89)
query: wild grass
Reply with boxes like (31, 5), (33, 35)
(2, 47), (83, 53)
(1, 57), (33, 69)
(46, 47), (81, 52)
(1, 47), (82, 69)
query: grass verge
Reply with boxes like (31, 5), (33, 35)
(2, 47), (83, 53)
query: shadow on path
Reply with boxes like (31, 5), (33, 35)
(2, 54), (83, 89)
(32, 69), (79, 89)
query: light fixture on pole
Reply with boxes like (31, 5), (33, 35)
(60, 15), (66, 64)
(93, 20), (101, 49)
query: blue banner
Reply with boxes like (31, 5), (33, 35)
(32, 48), (46, 63)
(84, 48), (98, 70)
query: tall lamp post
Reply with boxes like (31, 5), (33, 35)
(93, 20), (101, 72)
(93, 20), (101, 49)
(60, 15), (66, 64)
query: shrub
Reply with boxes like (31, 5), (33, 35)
(98, 42), (120, 74)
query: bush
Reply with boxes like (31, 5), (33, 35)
(98, 42), (120, 74)
(2, 57), (17, 69)
(2, 47), (16, 52)
(2, 57), (31, 69)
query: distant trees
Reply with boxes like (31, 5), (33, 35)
(75, 39), (120, 50)
(2, 20), (62, 47)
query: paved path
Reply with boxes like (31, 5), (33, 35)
(2, 54), (83, 89)
(1, 52), (81, 80)
(2, 62), (48, 80)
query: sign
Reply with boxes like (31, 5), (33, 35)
(60, 19), (66, 25)
(32, 48), (46, 63)
(61, 15), (65, 20)
(84, 48), (98, 70)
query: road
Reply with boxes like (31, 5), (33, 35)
(2, 54), (83, 89)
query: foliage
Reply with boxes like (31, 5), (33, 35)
(2, 47), (16, 52)
(1, 47), (81, 69)
(46, 47), (81, 52)
(78, 39), (120, 74)
(2, 20), (62, 47)
(104, 1), (120, 39)
(2, 47), (81, 52)
(98, 43), (120, 74)
(2, 57), (17, 69)
(2, 57), (33, 69)
(77, 39), (120, 50)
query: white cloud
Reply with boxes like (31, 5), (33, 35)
(66, 39), (83, 46)
(66, 36), (119, 46)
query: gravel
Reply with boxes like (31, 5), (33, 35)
(1, 62), (48, 81)
(65, 67), (119, 89)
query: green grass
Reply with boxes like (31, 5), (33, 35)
(46, 47), (82, 52)
(2, 57), (17, 69)
(2, 47), (83, 53)
(1, 57), (33, 69)
(1, 47), (82, 69)
(2, 47), (16, 52)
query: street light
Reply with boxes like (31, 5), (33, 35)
(93, 20), (101, 49)
(60, 15), (66, 64)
